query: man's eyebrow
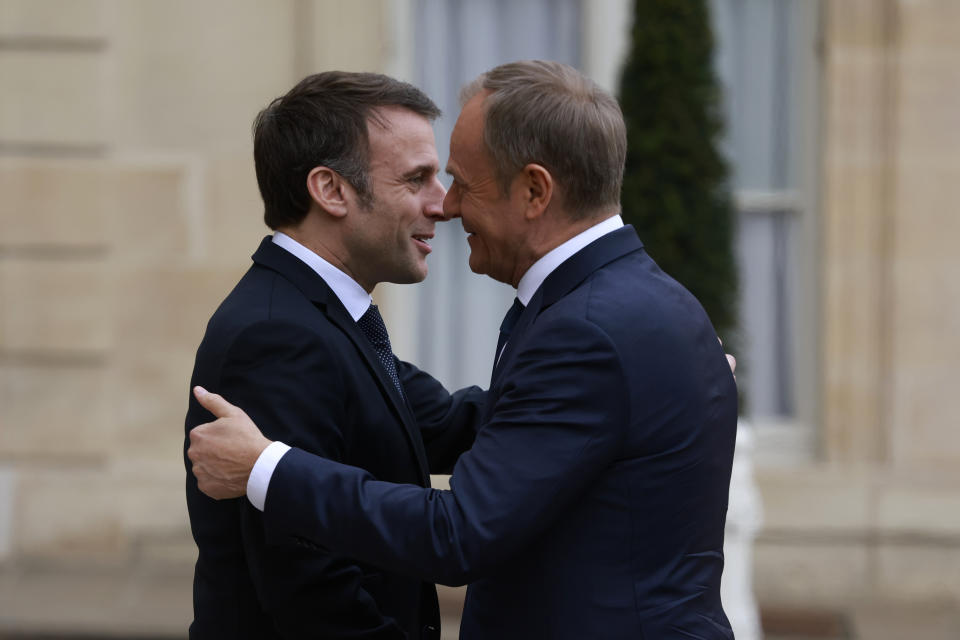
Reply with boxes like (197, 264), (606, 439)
(403, 163), (437, 177)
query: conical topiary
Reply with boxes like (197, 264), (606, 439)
(618, 0), (739, 346)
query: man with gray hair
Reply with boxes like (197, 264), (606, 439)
(189, 60), (738, 639)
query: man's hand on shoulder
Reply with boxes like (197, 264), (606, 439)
(188, 387), (272, 500)
(719, 337), (736, 379)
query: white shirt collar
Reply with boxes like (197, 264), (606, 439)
(516, 214), (624, 305)
(271, 232), (372, 321)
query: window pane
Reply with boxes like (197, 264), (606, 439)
(711, 0), (817, 426)
(737, 209), (796, 419)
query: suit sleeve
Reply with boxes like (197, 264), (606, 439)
(396, 360), (486, 474)
(217, 321), (406, 639)
(262, 316), (629, 586)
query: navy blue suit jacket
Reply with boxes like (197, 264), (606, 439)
(261, 226), (738, 639)
(184, 237), (484, 639)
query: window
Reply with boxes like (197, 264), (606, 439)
(710, 0), (822, 461)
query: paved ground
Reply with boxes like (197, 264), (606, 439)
(762, 601), (960, 640)
(0, 566), (956, 639)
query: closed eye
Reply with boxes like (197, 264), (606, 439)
(405, 165), (437, 189)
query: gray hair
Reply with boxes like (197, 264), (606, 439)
(460, 60), (626, 217)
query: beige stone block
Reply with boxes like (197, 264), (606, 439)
(0, 361), (110, 457)
(875, 542), (960, 602)
(104, 458), (189, 539)
(307, 0), (390, 73)
(888, 177), (960, 467)
(891, 264), (958, 363)
(0, 159), (111, 247)
(0, 0), (106, 38)
(851, 601), (960, 640)
(756, 469), (872, 533)
(13, 462), (190, 563)
(113, 264), (242, 353)
(14, 467), (131, 562)
(122, 495), (190, 546)
(0, 566), (192, 636)
(0, 159), (193, 255)
(821, 273), (885, 459)
(754, 539), (871, 607)
(895, 167), (960, 259)
(205, 150), (272, 265)
(822, 168), (887, 219)
(824, 51), (890, 168)
(138, 534), (196, 575)
(106, 162), (192, 262)
(111, 0), (297, 152)
(897, 53), (960, 156)
(898, 0), (960, 51)
(826, 0), (889, 49)
(820, 32), (893, 463)
(0, 258), (112, 353)
(110, 264), (244, 455)
(109, 349), (196, 459)
(889, 368), (960, 467)
(0, 51), (106, 145)
(877, 482), (960, 535)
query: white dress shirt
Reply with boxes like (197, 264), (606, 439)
(271, 231), (371, 321)
(247, 215), (625, 511)
(516, 214), (623, 305)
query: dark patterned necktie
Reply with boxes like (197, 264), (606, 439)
(494, 297), (525, 369)
(356, 304), (404, 398)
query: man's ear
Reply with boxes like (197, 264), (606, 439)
(306, 166), (349, 218)
(519, 163), (553, 220)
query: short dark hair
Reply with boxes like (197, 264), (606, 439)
(461, 60), (626, 217)
(253, 72), (441, 229)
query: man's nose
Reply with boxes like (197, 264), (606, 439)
(441, 185), (460, 221)
(425, 176), (447, 219)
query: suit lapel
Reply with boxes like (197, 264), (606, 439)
(251, 237), (431, 483)
(489, 226), (644, 393)
(320, 303), (432, 484)
(538, 225), (644, 308)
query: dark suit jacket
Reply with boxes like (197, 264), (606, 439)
(260, 226), (738, 639)
(184, 237), (483, 639)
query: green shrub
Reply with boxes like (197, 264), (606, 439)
(619, 0), (739, 345)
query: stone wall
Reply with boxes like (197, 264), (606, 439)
(0, 0), (397, 634)
(754, 0), (960, 611)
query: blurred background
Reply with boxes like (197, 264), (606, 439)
(1, 0), (959, 638)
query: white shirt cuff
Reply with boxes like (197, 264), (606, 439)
(246, 441), (291, 511)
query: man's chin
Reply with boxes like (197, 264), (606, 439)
(386, 265), (428, 285)
(467, 254), (487, 277)
(467, 259), (509, 284)
(469, 262), (513, 286)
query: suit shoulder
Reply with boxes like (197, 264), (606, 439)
(582, 250), (713, 329)
(196, 265), (339, 359)
(210, 266), (324, 327)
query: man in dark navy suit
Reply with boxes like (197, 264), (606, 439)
(189, 61), (738, 639)
(184, 72), (484, 639)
